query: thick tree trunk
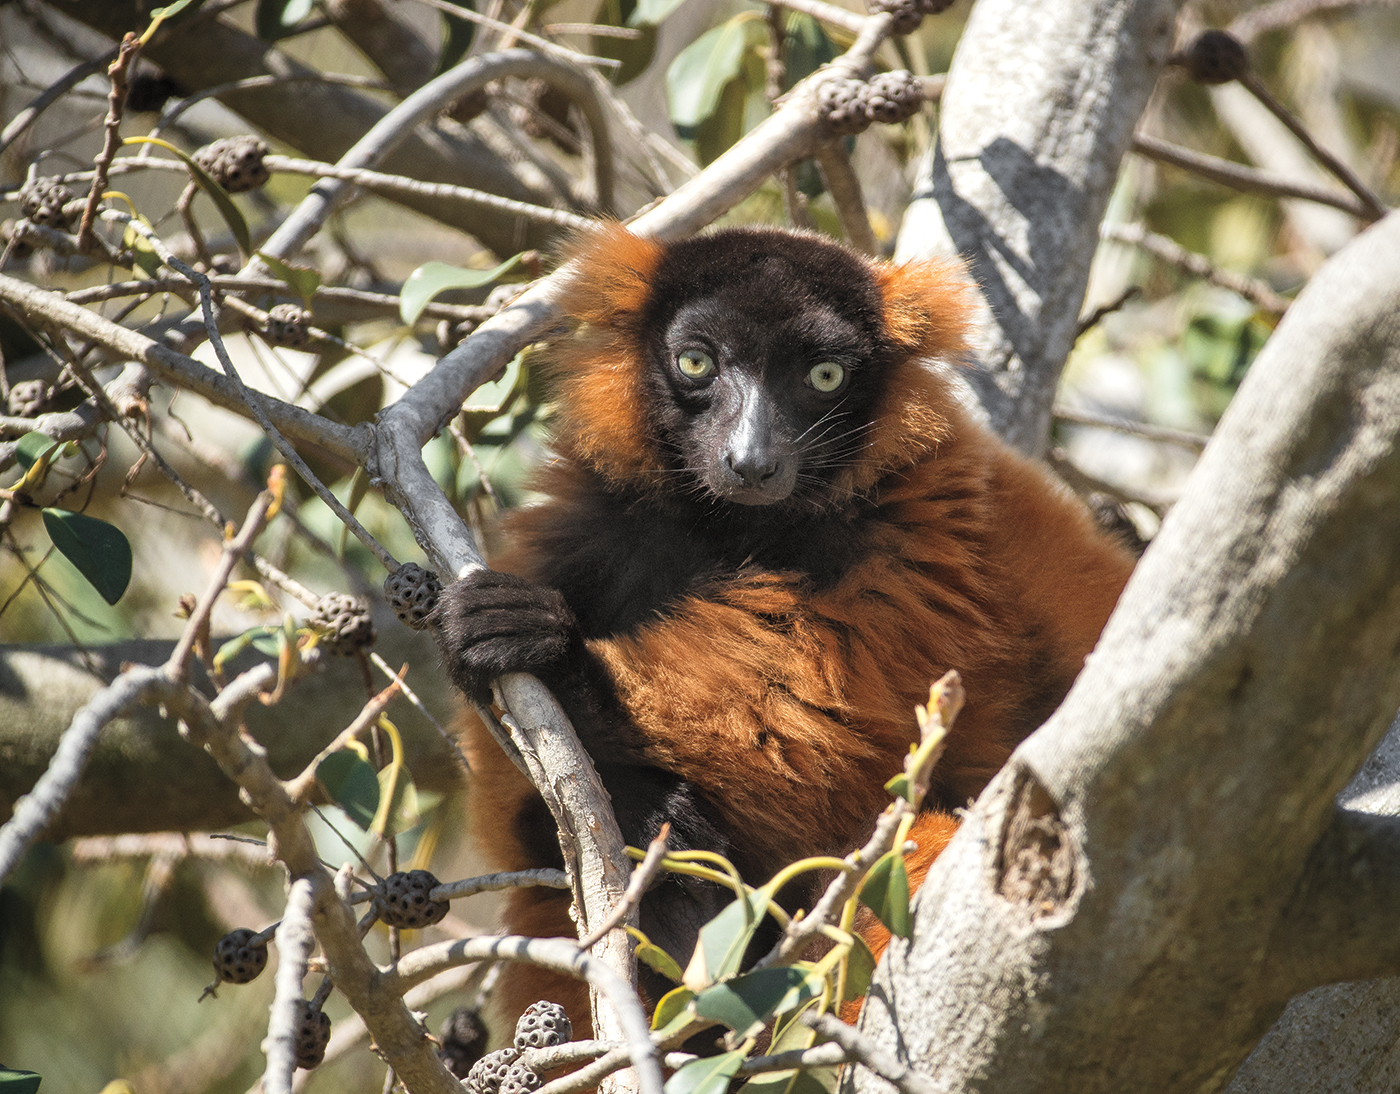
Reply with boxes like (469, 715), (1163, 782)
(852, 212), (1400, 1094)
(896, 0), (1182, 455)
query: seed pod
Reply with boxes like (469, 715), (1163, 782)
(1182, 30), (1249, 85)
(869, 0), (924, 35)
(464, 1047), (520, 1094)
(294, 999), (331, 1069)
(866, 70), (925, 125)
(385, 563), (442, 631)
(309, 593), (376, 656)
(18, 178), (75, 232)
(499, 1060), (542, 1094)
(375, 869), (450, 929)
(212, 927), (269, 984)
(818, 77), (872, 137)
(514, 1000), (572, 1050)
(263, 303), (312, 349)
(192, 135), (271, 193)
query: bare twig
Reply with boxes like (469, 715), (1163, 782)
(0, 274), (363, 462)
(578, 826), (672, 950)
(1047, 447), (1178, 515)
(1131, 133), (1373, 219)
(1102, 222), (1293, 315)
(766, 0), (867, 34)
(0, 664), (171, 882)
(0, 47), (118, 155)
(264, 156), (596, 231)
(77, 33), (141, 251)
(816, 142), (879, 255)
(259, 50), (613, 265)
(1237, 71), (1387, 221)
(1053, 405), (1212, 451)
(802, 1012), (939, 1094)
(1228, 0), (1400, 44)
(166, 490), (275, 680)
(286, 669), (408, 802)
(1074, 285), (1140, 339)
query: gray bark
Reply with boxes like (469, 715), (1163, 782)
(853, 212), (1400, 1093)
(895, 0), (1182, 455)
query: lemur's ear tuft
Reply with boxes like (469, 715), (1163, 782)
(874, 258), (975, 361)
(558, 222), (666, 329)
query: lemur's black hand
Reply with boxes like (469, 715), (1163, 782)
(434, 569), (579, 704)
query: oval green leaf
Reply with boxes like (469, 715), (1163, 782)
(664, 1050), (747, 1094)
(858, 849), (912, 939)
(399, 255), (524, 326)
(41, 509), (132, 605)
(842, 932), (877, 1001)
(256, 250), (322, 302)
(683, 887), (770, 990)
(650, 984), (696, 1034)
(372, 759), (419, 838)
(316, 750), (381, 831)
(636, 938), (684, 982)
(693, 965), (814, 1037)
(630, 0), (688, 25)
(15, 431), (58, 471)
(665, 14), (766, 132)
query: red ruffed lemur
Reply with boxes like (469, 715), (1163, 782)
(436, 224), (1135, 1038)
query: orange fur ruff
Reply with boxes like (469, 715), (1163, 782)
(461, 225), (1135, 1040)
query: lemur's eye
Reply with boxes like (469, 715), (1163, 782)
(677, 350), (715, 380)
(808, 362), (845, 393)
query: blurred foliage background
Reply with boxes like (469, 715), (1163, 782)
(0, 0), (1396, 1090)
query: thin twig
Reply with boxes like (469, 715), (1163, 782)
(77, 33), (140, 252)
(1053, 406), (1212, 451)
(1131, 133), (1372, 219)
(0, 665), (171, 883)
(264, 156), (596, 231)
(535, 1046), (635, 1094)
(1228, 0), (1400, 45)
(578, 825), (672, 950)
(766, 0), (866, 34)
(1074, 285), (1140, 339)
(802, 1013), (940, 1094)
(117, 214), (397, 570)
(1238, 71), (1387, 221)
(166, 490), (276, 681)
(0, 47), (118, 155)
(1102, 222), (1293, 315)
(816, 142), (879, 255)
(286, 668), (407, 802)
(1046, 448), (1177, 515)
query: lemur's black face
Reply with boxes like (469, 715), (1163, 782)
(640, 231), (889, 508)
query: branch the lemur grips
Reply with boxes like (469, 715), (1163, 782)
(437, 224), (1135, 1037)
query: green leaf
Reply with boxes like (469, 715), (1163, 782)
(666, 14), (767, 132)
(636, 940), (684, 982)
(371, 718), (419, 837)
(122, 136), (252, 259)
(650, 985), (696, 1034)
(630, 0), (688, 24)
(213, 625), (276, 672)
(781, 14), (835, 89)
(256, 250), (322, 302)
(683, 887), (770, 990)
(693, 966), (816, 1038)
(842, 932), (877, 1001)
(664, 1050), (747, 1094)
(123, 213), (164, 277)
(858, 849), (912, 939)
(437, 1), (478, 75)
(591, 0), (656, 85)
(790, 1066), (838, 1094)
(0, 1071), (42, 1094)
(373, 760), (419, 838)
(317, 751), (381, 830)
(399, 256), (524, 326)
(249, 632), (282, 657)
(150, 0), (199, 18)
(255, 0), (315, 39)
(15, 431), (59, 471)
(738, 1010), (817, 1094)
(41, 509), (132, 605)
